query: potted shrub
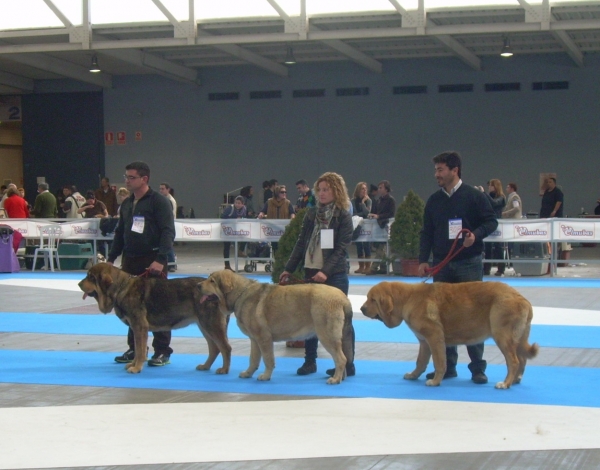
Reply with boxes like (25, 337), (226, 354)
(389, 189), (425, 276)
(271, 208), (307, 283)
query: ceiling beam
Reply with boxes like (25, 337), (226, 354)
(311, 25), (382, 73)
(388, 0), (481, 70)
(3, 52), (112, 88)
(42, 0), (73, 28)
(213, 44), (289, 76)
(92, 31), (199, 84)
(553, 30), (584, 67)
(1, 19), (600, 54)
(0, 71), (34, 91)
(101, 48), (200, 83)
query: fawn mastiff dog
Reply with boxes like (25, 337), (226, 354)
(198, 269), (354, 384)
(79, 263), (231, 374)
(361, 281), (539, 389)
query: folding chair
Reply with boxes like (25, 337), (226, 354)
(32, 226), (61, 272)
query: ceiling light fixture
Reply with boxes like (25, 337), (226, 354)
(500, 37), (513, 58)
(89, 54), (101, 73)
(284, 47), (296, 65)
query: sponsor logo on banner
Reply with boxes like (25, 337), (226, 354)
(183, 225), (212, 237)
(221, 223), (251, 237)
(37, 225), (62, 235)
(514, 223), (550, 239)
(261, 224), (285, 238)
(72, 226), (98, 235)
(559, 223), (595, 239)
(486, 226), (503, 239)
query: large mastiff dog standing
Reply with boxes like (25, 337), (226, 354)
(199, 269), (354, 384)
(79, 263), (231, 374)
(361, 281), (539, 389)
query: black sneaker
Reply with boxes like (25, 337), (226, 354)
(148, 353), (171, 366)
(326, 363), (356, 377)
(425, 369), (457, 380)
(471, 372), (488, 384)
(114, 349), (135, 363)
(296, 362), (317, 375)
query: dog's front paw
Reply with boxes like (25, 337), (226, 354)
(403, 372), (419, 380)
(495, 381), (510, 389)
(257, 372), (272, 381)
(125, 363), (142, 374)
(215, 367), (229, 374)
(326, 377), (341, 385)
(239, 370), (253, 378)
(195, 364), (210, 371)
(425, 379), (441, 386)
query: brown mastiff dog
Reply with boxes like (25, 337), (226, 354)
(198, 269), (354, 384)
(361, 281), (539, 389)
(79, 263), (231, 374)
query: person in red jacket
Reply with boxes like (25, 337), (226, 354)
(3, 187), (29, 218)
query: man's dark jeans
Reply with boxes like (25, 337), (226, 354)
(121, 253), (173, 356)
(432, 254), (486, 375)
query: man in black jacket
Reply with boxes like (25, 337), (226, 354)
(418, 151), (498, 385)
(108, 161), (176, 366)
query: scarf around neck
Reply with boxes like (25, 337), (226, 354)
(307, 202), (335, 263)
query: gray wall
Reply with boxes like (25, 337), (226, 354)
(103, 53), (600, 218)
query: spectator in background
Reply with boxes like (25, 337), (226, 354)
(0, 183), (15, 210)
(540, 177), (564, 218)
(351, 182), (372, 274)
(295, 179), (315, 210)
(482, 179), (506, 276)
(62, 185), (86, 219)
(3, 187), (29, 218)
(369, 183), (379, 212)
(159, 182), (178, 272)
(116, 187), (130, 215)
(32, 182), (58, 218)
(263, 179), (278, 205)
(77, 191), (108, 218)
(221, 195), (248, 271)
(240, 185), (256, 218)
(258, 184), (295, 253)
(502, 183), (523, 220)
(17, 187), (32, 212)
(95, 177), (119, 216)
(366, 180), (396, 275)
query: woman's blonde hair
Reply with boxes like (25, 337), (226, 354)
(117, 187), (130, 198)
(353, 181), (369, 200)
(314, 172), (350, 211)
(489, 179), (504, 198)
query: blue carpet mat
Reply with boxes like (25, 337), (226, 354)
(1, 349), (599, 408)
(0, 312), (598, 349)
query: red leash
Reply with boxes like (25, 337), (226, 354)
(137, 269), (167, 279)
(422, 228), (473, 282)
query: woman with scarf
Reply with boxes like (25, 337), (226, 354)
(221, 195), (248, 271)
(279, 172), (356, 378)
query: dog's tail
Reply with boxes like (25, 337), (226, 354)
(341, 299), (354, 366)
(520, 304), (539, 359)
(524, 342), (540, 359)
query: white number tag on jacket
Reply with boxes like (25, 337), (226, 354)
(132, 216), (145, 234)
(321, 229), (334, 249)
(448, 218), (462, 240)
